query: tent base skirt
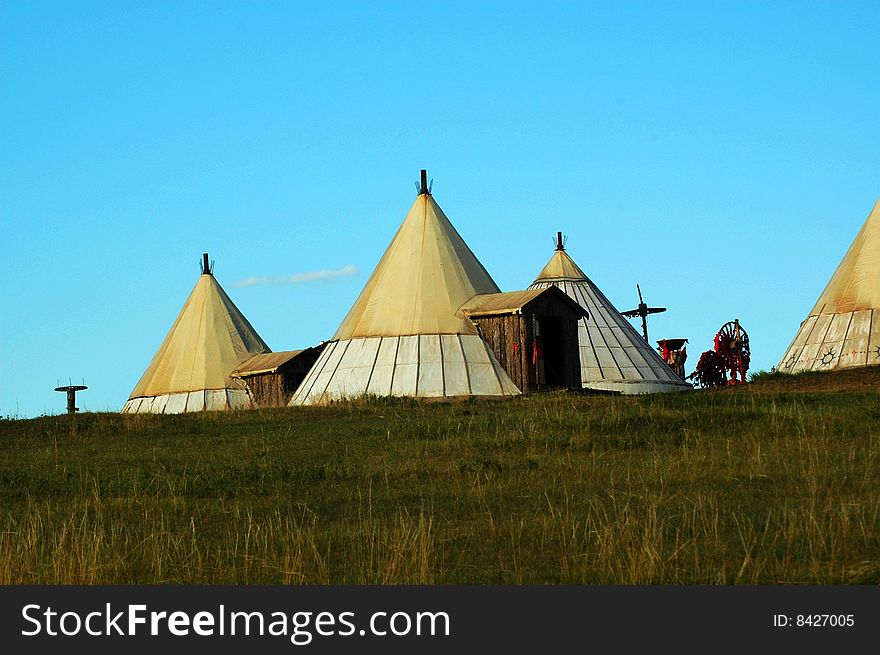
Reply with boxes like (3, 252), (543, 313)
(122, 389), (253, 414)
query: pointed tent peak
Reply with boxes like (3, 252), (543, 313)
(201, 253), (214, 276)
(334, 187), (499, 340)
(808, 196), (880, 316)
(534, 246), (588, 283)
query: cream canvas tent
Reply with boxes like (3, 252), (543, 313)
(777, 198), (880, 373)
(122, 254), (271, 413)
(528, 236), (690, 394)
(290, 171), (520, 404)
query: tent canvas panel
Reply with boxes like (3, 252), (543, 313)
(465, 363), (503, 395)
(840, 310), (872, 368)
(326, 363), (370, 399)
(365, 368), (393, 396)
(825, 312), (852, 344)
(869, 310), (880, 367)
(164, 393), (188, 414)
(185, 390), (206, 413)
(443, 361), (470, 396)
(460, 336), (509, 395)
(799, 322), (827, 370)
(299, 340), (339, 400)
(592, 339), (624, 373)
(389, 336), (419, 396)
(416, 335), (444, 397)
(778, 316), (816, 371)
(805, 314), (834, 347)
(153, 395), (169, 414)
(328, 338), (380, 397)
(441, 335), (470, 396)
(391, 364), (418, 396)
(798, 343), (823, 372)
(309, 340), (350, 400)
(394, 335), (419, 365)
(577, 342), (602, 371)
(205, 390), (228, 411)
(366, 337), (399, 396)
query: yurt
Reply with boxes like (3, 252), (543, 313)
(122, 254), (271, 413)
(778, 198), (880, 373)
(290, 171), (520, 404)
(528, 235), (690, 394)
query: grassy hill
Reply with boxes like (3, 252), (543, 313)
(2, 369), (878, 584)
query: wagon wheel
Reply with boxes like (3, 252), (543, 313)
(717, 321), (748, 358)
(717, 320), (750, 382)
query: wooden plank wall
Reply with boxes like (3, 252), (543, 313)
(471, 295), (582, 392)
(241, 349), (322, 407)
(472, 314), (537, 392)
(244, 374), (290, 407)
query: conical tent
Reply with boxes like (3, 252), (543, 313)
(528, 241), (690, 394)
(122, 256), (271, 414)
(290, 173), (520, 404)
(778, 198), (880, 373)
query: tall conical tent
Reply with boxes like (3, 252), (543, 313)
(778, 198), (880, 373)
(528, 239), (690, 394)
(290, 172), (520, 404)
(122, 254), (271, 414)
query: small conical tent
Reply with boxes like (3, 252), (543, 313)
(290, 172), (520, 404)
(122, 255), (271, 414)
(528, 239), (690, 394)
(778, 198), (880, 373)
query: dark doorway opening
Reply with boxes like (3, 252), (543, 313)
(538, 316), (566, 388)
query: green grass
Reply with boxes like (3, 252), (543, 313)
(1, 380), (878, 584)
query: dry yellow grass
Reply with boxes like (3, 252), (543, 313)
(1, 372), (878, 584)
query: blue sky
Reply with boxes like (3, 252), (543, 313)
(2, 1), (878, 417)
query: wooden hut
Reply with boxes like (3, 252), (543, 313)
(231, 347), (324, 407)
(459, 286), (587, 392)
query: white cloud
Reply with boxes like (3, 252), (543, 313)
(234, 264), (358, 288)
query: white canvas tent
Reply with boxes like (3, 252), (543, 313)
(777, 198), (880, 373)
(122, 254), (271, 413)
(528, 239), (690, 394)
(290, 172), (520, 404)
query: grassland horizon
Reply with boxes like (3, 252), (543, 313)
(1, 369), (878, 584)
